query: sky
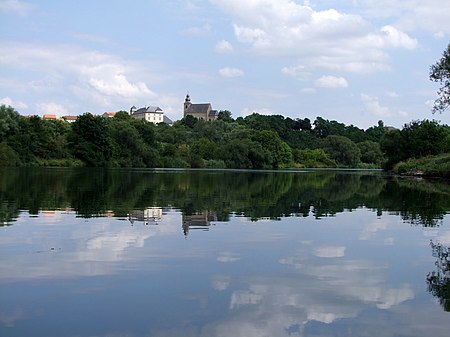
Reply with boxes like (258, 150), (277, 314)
(1, 0), (449, 129)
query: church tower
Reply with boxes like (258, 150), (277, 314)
(183, 93), (191, 117)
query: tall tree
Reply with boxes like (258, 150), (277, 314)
(0, 104), (20, 139)
(430, 43), (450, 114)
(217, 110), (233, 122)
(68, 113), (112, 166)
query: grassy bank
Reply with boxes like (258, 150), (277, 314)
(393, 153), (450, 179)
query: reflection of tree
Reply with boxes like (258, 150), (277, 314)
(379, 179), (449, 227)
(1, 168), (449, 227)
(427, 241), (450, 312)
(0, 167), (71, 223)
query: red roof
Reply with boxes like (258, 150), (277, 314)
(63, 115), (78, 121)
(43, 114), (57, 119)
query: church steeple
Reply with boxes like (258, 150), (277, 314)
(184, 93), (191, 116)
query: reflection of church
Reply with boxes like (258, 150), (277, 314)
(182, 211), (217, 236)
(128, 207), (163, 225)
(127, 207), (218, 236)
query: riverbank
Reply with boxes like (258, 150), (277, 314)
(392, 153), (450, 179)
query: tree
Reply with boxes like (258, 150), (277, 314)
(380, 120), (450, 169)
(181, 115), (198, 129)
(68, 113), (112, 166)
(132, 119), (156, 146)
(191, 138), (218, 160)
(295, 118), (312, 132)
(365, 120), (386, 142)
(113, 110), (131, 120)
(313, 117), (331, 138)
(430, 43), (450, 114)
(401, 120), (450, 158)
(251, 130), (293, 168)
(321, 135), (361, 167)
(0, 105), (20, 139)
(0, 142), (21, 166)
(293, 148), (336, 168)
(217, 110), (233, 122)
(380, 129), (406, 169)
(220, 138), (253, 169)
(357, 141), (384, 166)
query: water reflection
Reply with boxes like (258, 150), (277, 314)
(427, 240), (450, 311)
(1, 168), (450, 336)
(128, 207), (163, 225)
(1, 168), (449, 227)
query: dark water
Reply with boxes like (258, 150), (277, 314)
(1, 168), (450, 337)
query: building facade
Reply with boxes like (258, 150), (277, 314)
(130, 106), (164, 124)
(183, 94), (218, 121)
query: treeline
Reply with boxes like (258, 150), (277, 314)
(1, 104), (449, 169)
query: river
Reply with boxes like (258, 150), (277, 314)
(1, 168), (449, 336)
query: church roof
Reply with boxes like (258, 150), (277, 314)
(185, 103), (211, 114)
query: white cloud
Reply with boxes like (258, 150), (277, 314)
(0, 42), (157, 111)
(36, 102), (69, 116)
(85, 65), (155, 98)
(0, 96), (28, 109)
(379, 25), (417, 49)
(0, 0), (32, 16)
(281, 65), (311, 80)
(300, 87), (316, 94)
(180, 24), (211, 37)
(215, 40), (234, 53)
(315, 75), (349, 88)
(219, 67), (244, 78)
(361, 93), (391, 117)
(433, 31), (445, 39)
(387, 91), (399, 98)
(355, 0), (450, 35)
(72, 32), (110, 44)
(211, 0), (418, 74)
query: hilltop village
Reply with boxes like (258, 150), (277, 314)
(36, 94), (216, 126)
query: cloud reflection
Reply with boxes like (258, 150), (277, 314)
(314, 245), (346, 258)
(0, 211), (181, 281)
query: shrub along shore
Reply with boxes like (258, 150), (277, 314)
(392, 154), (450, 179)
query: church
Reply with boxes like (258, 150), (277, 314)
(183, 94), (218, 121)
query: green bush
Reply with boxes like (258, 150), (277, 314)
(0, 142), (22, 166)
(293, 148), (336, 168)
(393, 154), (450, 178)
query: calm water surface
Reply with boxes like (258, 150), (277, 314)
(1, 168), (450, 337)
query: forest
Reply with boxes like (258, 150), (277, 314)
(0, 104), (449, 172)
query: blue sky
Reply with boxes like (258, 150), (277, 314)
(1, 0), (449, 129)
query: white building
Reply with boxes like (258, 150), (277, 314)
(130, 105), (164, 124)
